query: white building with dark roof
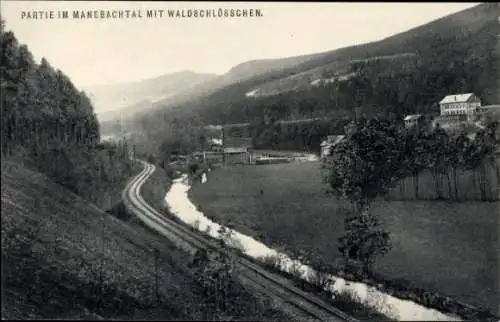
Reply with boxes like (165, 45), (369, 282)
(404, 114), (424, 128)
(439, 93), (482, 116)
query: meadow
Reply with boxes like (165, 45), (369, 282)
(189, 161), (499, 315)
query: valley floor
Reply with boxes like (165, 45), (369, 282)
(189, 161), (499, 316)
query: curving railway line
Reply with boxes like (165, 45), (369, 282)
(122, 159), (358, 322)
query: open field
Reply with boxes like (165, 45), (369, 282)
(1, 161), (286, 320)
(189, 161), (499, 315)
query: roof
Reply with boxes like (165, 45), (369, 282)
(439, 93), (475, 104)
(404, 114), (423, 121)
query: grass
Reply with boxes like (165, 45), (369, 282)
(140, 163), (391, 320)
(189, 161), (499, 317)
(1, 160), (288, 320)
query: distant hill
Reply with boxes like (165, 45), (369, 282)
(154, 3), (498, 112)
(153, 4), (499, 113)
(84, 71), (217, 122)
(150, 54), (327, 110)
(242, 3), (499, 100)
(129, 3), (499, 155)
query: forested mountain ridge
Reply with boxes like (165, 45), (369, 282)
(121, 3), (499, 158)
(188, 2), (499, 121)
(151, 3), (499, 115)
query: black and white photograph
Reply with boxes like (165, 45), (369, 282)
(1, 1), (499, 321)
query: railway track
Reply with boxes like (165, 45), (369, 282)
(122, 160), (358, 322)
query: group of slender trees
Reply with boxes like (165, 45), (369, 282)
(1, 20), (99, 156)
(401, 123), (499, 201)
(1, 19), (134, 207)
(324, 117), (499, 273)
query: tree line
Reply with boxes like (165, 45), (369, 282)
(398, 125), (499, 201)
(1, 22), (99, 155)
(1, 19), (134, 208)
(323, 117), (499, 274)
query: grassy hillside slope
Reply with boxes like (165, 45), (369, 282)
(0, 161), (285, 320)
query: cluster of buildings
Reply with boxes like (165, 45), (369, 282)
(202, 123), (254, 166)
(321, 92), (499, 158)
(403, 92), (499, 132)
(203, 123), (308, 166)
(202, 93), (498, 164)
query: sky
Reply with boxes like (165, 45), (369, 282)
(1, 1), (479, 88)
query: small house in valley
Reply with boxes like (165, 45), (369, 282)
(223, 147), (251, 165)
(404, 114), (423, 128)
(222, 123), (253, 166)
(403, 114), (432, 133)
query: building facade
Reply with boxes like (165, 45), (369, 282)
(219, 123), (254, 166)
(439, 93), (482, 117)
(223, 147), (251, 165)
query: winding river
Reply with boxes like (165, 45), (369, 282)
(165, 173), (461, 321)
